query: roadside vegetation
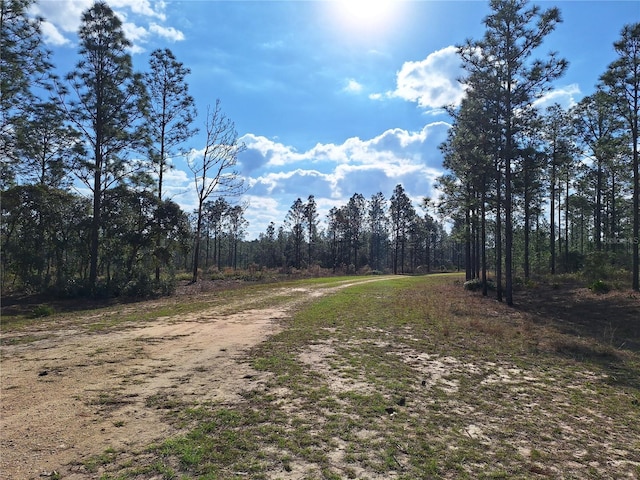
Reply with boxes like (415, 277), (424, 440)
(51, 273), (639, 480)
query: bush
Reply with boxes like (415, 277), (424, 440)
(122, 271), (176, 298)
(30, 304), (55, 318)
(463, 278), (495, 291)
(582, 252), (615, 282)
(589, 279), (611, 294)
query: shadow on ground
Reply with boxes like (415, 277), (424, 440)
(514, 281), (640, 389)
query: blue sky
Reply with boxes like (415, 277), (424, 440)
(33, 0), (639, 238)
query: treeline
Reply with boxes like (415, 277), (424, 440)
(0, 0), (457, 299)
(438, 1), (639, 303)
(247, 187), (455, 276)
(1, 0), (245, 297)
(2, 0), (638, 300)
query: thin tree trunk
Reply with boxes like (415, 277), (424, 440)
(465, 204), (472, 281)
(495, 155), (503, 302)
(565, 173), (570, 269)
(550, 155), (556, 275)
(523, 158), (531, 280)
(481, 185), (487, 296)
(596, 160), (603, 251)
(632, 115), (639, 290)
(505, 97), (514, 306)
(192, 200), (203, 283)
(89, 152), (101, 292)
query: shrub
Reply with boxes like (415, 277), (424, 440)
(589, 279), (610, 294)
(30, 304), (55, 318)
(582, 252), (615, 282)
(463, 278), (495, 291)
(122, 272), (176, 298)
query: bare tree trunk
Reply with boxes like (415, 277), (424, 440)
(550, 155), (556, 275)
(191, 200), (203, 283)
(89, 150), (101, 292)
(495, 155), (503, 302)
(481, 186), (488, 296)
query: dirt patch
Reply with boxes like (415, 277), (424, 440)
(0, 278), (390, 480)
(1, 309), (274, 479)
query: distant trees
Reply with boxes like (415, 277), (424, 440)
(390, 185), (415, 274)
(304, 195), (319, 266)
(542, 104), (574, 275)
(571, 91), (623, 253)
(285, 198), (306, 270)
(367, 192), (389, 272)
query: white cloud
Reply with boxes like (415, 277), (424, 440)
(241, 134), (305, 167)
(387, 45), (466, 110)
(237, 122), (449, 217)
(188, 125), (451, 238)
(121, 21), (149, 43)
(343, 78), (363, 94)
(39, 21), (71, 46)
(159, 167), (192, 202)
(149, 23), (185, 42)
(108, 0), (166, 21)
(32, 0), (178, 50)
(533, 83), (581, 110)
(31, 0), (91, 34)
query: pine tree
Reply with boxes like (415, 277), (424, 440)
(304, 195), (319, 266)
(367, 192), (388, 272)
(389, 184), (415, 274)
(60, 1), (148, 292)
(16, 101), (82, 187)
(459, 0), (567, 305)
(0, 0), (52, 187)
(144, 48), (197, 200)
(601, 23), (640, 291)
(144, 48), (196, 280)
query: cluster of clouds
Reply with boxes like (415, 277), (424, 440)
(367, 45), (579, 112)
(31, 0), (184, 52)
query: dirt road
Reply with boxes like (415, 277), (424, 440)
(0, 278), (390, 480)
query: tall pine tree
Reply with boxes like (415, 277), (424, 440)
(601, 23), (640, 291)
(60, 1), (148, 292)
(459, 0), (567, 305)
(0, 0), (52, 187)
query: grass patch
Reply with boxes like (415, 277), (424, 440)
(39, 274), (640, 479)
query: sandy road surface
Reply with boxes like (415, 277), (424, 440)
(0, 278), (390, 479)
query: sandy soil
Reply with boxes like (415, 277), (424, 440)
(1, 280), (381, 480)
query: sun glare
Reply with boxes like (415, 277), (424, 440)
(332, 0), (399, 32)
